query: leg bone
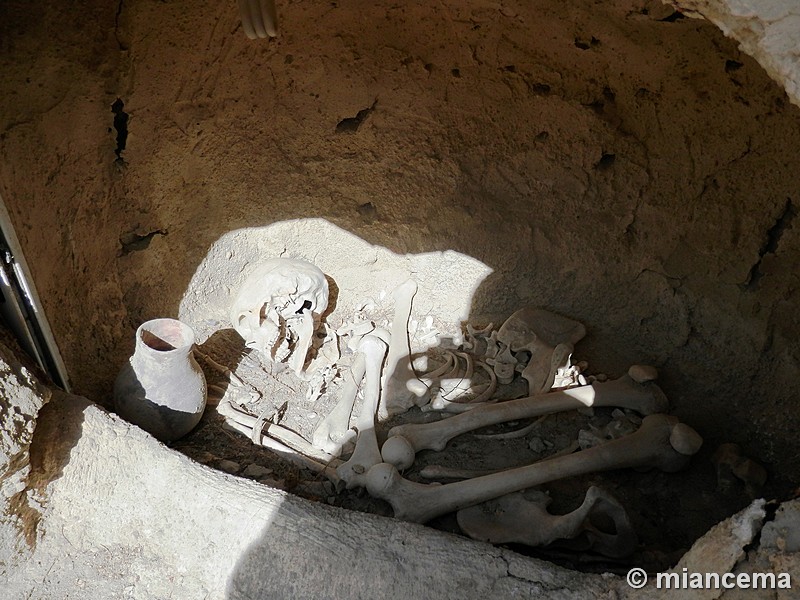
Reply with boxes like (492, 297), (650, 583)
(367, 413), (700, 523)
(336, 335), (388, 488)
(385, 366), (669, 467)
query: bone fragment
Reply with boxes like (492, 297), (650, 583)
(385, 367), (668, 466)
(420, 352), (456, 383)
(712, 443), (768, 493)
(628, 364), (659, 383)
(288, 310), (315, 375)
(312, 353), (367, 456)
(427, 358), (498, 413)
(419, 465), (506, 480)
(221, 419), (340, 484)
(379, 279), (428, 419)
(217, 398), (337, 464)
(495, 307), (586, 394)
(474, 415), (547, 440)
(367, 414), (700, 523)
(438, 352), (474, 400)
(336, 335), (388, 488)
(457, 486), (637, 558)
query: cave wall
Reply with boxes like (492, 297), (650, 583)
(1, 0), (799, 491)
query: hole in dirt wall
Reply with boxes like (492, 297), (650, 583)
(1, 0), (799, 530)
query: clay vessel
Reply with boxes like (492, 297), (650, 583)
(114, 318), (207, 442)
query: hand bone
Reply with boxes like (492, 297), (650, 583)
(367, 413), (701, 523)
(336, 335), (388, 488)
(383, 366), (668, 468)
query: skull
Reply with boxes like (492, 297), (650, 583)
(230, 258), (329, 375)
(495, 307), (586, 394)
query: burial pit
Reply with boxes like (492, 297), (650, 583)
(1, 0), (800, 598)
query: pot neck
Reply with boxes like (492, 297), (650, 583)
(134, 337), (193, 363)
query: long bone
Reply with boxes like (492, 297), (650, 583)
(367, 413), (702, 523)
(336, 335), (388, 488)
(381, 366), (667, 469)
(379, 279), (428, 419)
(312, 353), (367, 456)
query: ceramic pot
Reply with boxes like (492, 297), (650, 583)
(114, 318), (207, 442)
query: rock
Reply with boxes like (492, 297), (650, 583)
(528, 437), (547, 453)
(217, 460), (241, 474)
(242, 464), (273, 479)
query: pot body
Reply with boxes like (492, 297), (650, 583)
(114, 318), (207, 442)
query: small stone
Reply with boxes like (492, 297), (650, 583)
(259, 477), (286, 490)
(242, 464), (273, 479)
(528, 437), (547, 453)
(217, 460), (241, 474)
(628, 364), (659, 383)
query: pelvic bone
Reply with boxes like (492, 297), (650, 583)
(366, 413), (702, 523)
(456, 486), (637, 558)
(494, 307), (586, 394)
(384, 366), (668, 468)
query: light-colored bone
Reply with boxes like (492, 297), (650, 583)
(217, 398), (338, 465)
(439, 351), (474, 400)
(385, 366), (668, 466)
(230, 258), (328, 376)
(474, 415), (547, 440)
(312, 353), (367, 456)
(220, 418), (341, 485)
(428, 358), (498, 413)
(238, 0), (278, 38)
(379, 279), (428, 419)
(464, 322), (494, 356)
(457, 486), (637, 557)
(419, 465), (506, 480)
(366, 414), (701, 523)
(336, 335), (388, 488)
(495, 307), (586, 394)
(488, 344), (517, 385)
(287, 310), (315, 375)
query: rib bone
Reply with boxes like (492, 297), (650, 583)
(385, 366), (668, 467)
(366, 414), (701, 523)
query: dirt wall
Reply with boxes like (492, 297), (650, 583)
(1, 0), (799, 494)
